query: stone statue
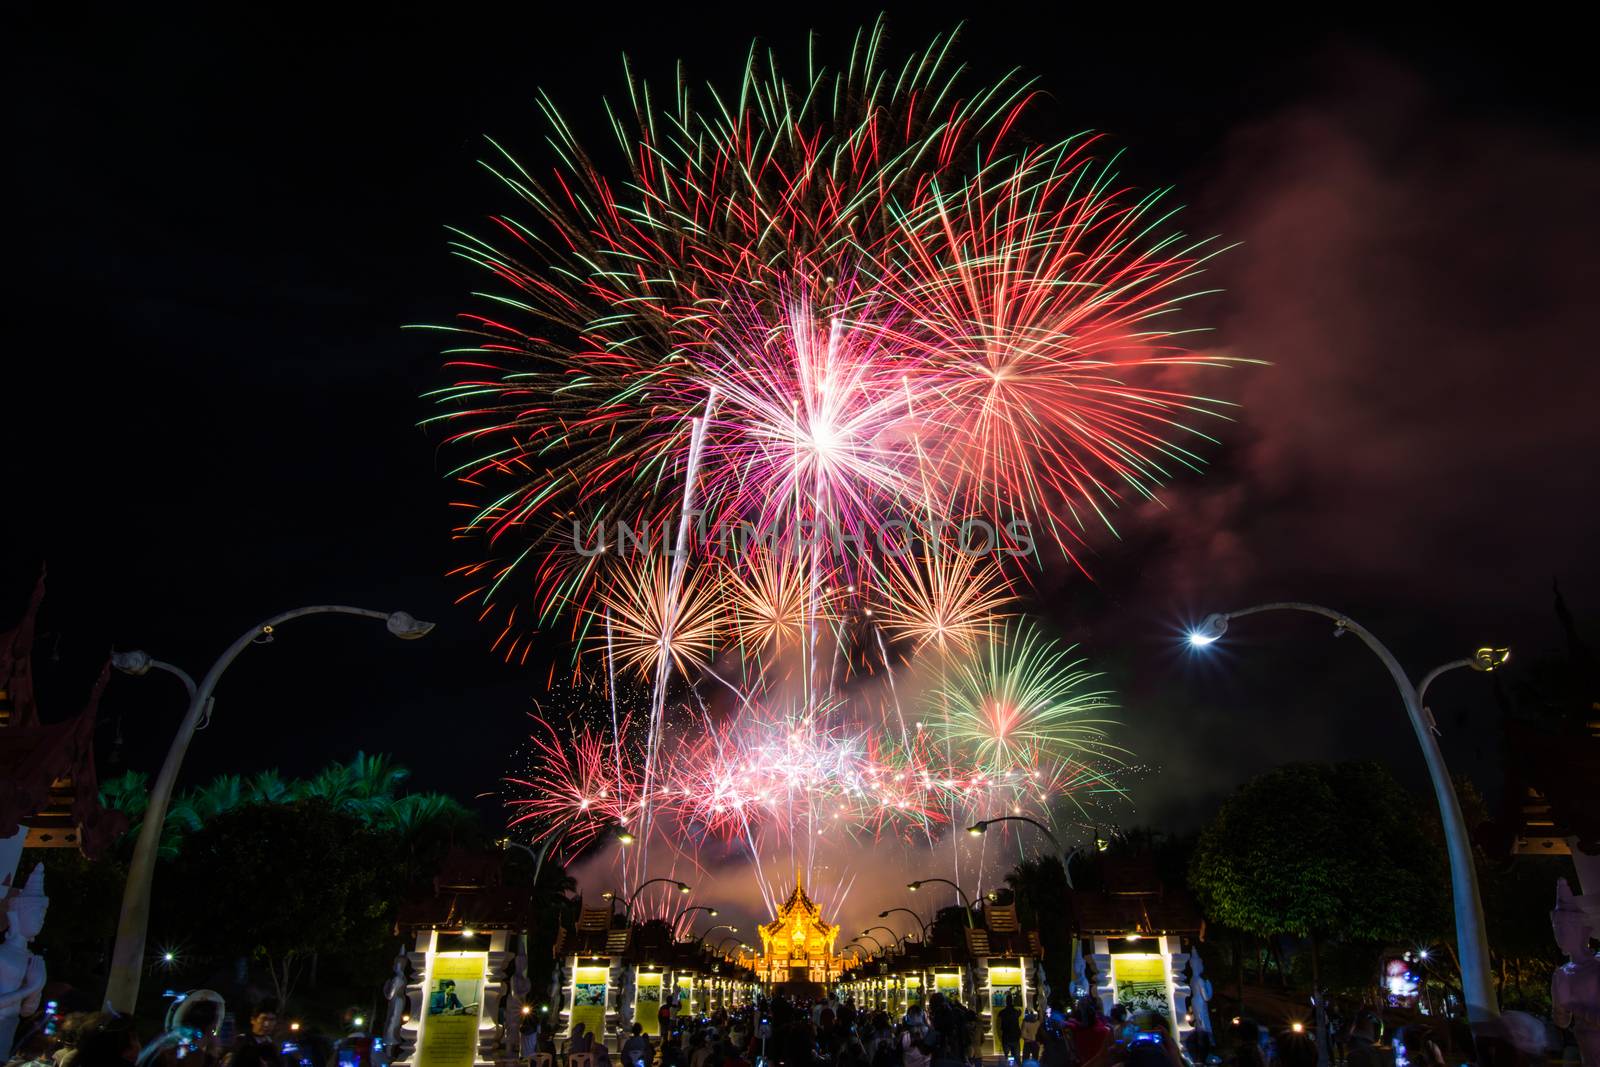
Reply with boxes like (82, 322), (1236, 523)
(384, 945), (411, 1048)
(1551, 877), (1600, 1065)
(506, 938), (532, 1056)
(0, 864), (48, 1055)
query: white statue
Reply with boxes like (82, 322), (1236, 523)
(0, 864), (48, 1055)
(1552, 877), (1600, 1066)
(383, 946), (411, 1048)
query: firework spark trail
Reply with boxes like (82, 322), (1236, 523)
(640, 389), (718, 870)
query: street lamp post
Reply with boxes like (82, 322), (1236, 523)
(851, 935), (884, 956)
(907, 878), (976, 927)
(610, 877), (692, 919)
(878, 908), (932, 943)
(672, 905), (719, 938)
(1186, 602), (1507, 1029)
(694, 924), (738, 945)
(967, 815), (1084, 889)
(105, 604), (434, 1013)
(862, 927), (899, 954)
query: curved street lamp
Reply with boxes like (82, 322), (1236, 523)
(852, 934), (885, 955)
(105, 604), (434, 1012)
(672, 905), (719, 937)
(606, 877), (693, 919)
(862, 926), (900, 953)
(878, 907), (931, 942)
(968, 815), (1087, 889)
(1186, 602), (1507, 1029)
(907, 877), (975, 927)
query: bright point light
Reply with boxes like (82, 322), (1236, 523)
(1188, 631), (1218, 647)
(1291, 1022), (1305, 1034)
(353, 1016), (365, 1028)
(163, 952), (175, 963)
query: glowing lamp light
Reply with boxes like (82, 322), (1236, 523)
(462, 928), (476, 938)
(1126, 932), (1141, 942)
(678, 882), (692, 894)
(290, 1023), (301, 1033)
(1472, 647), (1511, 672)
(521, 1006), (532, 1016)
(1291, 1022), (1305, 1034)
(163, 952), (176, 963)
(1188, 613), (1229, 647)
(353, 1016), (366, 1028)
(966, 824), (987, 837)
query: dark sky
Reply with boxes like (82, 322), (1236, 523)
(7, 4), (1599, 841)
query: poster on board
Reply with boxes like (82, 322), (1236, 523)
(571, 964), (609, 1044)
(417, 953), (486, 1067)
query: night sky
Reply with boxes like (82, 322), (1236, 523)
(8, 5), (1599, 854)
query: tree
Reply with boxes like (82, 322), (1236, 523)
(1005, 857), (1074, 964)
(1189, 761), (1447, 989)
(162, 798), (399, 1007)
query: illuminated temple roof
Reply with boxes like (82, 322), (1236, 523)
(759, 871), (838, 942)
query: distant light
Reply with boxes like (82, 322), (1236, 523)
(353, 1016), (366, 1028)
(462, 929), (476, 938)
(290, 1023), (301, 1032)
(1291, 1022), (1305, 1034)
(1126, 933), (1141, 942)
(163, 952), (176, 963)
(521, 1006), (532, 1016)
(1418, 950), (1430, 960)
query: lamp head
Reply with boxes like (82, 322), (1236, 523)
(966, 823), (987, 837)
(1188, 613), (1229, 647)
(677, 882), (692, 894)
(112, 650), (153, 676)
(1472, 646), (1511, 672)
(708, 908), (718, 917)
(906, 881), (921, 891)
(614, 826), (636, 845)
(386, 611), (435, 640)
(601, 891), (616, 901)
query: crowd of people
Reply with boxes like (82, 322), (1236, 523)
(7, 990), (1446, 1067)
(531, 990), (1335, 1067)
(4, 999), (378, 1067)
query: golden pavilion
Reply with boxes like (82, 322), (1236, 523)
(743, 872), (844, 986)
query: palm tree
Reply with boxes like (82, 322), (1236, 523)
(246, 769), (301, 806)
